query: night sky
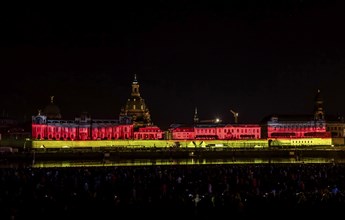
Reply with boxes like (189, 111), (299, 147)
(1, 1), (345, 129)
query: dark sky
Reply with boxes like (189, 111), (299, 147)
(1, 1), (345, 129)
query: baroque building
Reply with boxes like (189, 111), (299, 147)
(31, 97), (133, 140)
(29, 83), (338, 146)
(260, 89), (332, 147)
(119, 75), (152, 128)
(31, 80), (161, 141)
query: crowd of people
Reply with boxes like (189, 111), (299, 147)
(1, 163), (345, 219)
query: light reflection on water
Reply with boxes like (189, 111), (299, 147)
(29, 157), (343, 168)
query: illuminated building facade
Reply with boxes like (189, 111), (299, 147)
(265, 115), (328, 139)
(31, 76), (160, 141)
(30, 82), (336, 147)
(133, 126), (164, 140)
(261, 90), (331, 146)
(169, 107), (261, 140)
(169, 123), (261, 140)
(326, 118), (345, 138)
(119, 74), (152, 128)
(32, 103), (133, 141)
(325, 116), (345, 145)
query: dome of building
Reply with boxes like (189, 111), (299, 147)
(119, 75), (152, 127)
(43, 96), (62, 119)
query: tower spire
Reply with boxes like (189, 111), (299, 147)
(194, 107), (199, 123)
(133, 74), (138, 84)
(314, 89), (324, 120)
(131, 74), (140, 97)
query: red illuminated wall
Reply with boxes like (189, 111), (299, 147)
(169, 124), (261, 140)
(267, 123), (330, 139)
(32, 123), (133, 140)
(170, 127), (195, 140)
(134, 126), (164, 140)
(216, 125), (261, 139)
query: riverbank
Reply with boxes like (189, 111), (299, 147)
(1, 148), (345, 162)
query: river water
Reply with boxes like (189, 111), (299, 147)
(15, 156), (341, 168)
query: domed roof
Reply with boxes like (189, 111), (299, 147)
(43, 96), (62, 119)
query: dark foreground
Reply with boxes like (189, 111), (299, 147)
(1, 163), (345, 219)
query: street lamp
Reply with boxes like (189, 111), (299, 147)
(23, 138), (30, 152)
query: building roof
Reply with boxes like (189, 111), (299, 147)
(260, 114), (344, 123)
(260, 114), (315, 123)
(42, 96), (62, 119)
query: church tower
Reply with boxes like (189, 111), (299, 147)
(193, 107), (199, 123)
(119, 74), (152, 128)
(314, 89), (325, 120)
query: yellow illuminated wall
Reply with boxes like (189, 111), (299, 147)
(32, 139), (269, 149)
(31, 137), (333, 150)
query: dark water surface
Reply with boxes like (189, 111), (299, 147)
(0, 156), (340, 168)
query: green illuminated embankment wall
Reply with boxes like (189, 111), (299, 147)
(32, 139), (269, 149)
(31, 138), (332, 149)
(269, 138), (332, 147)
